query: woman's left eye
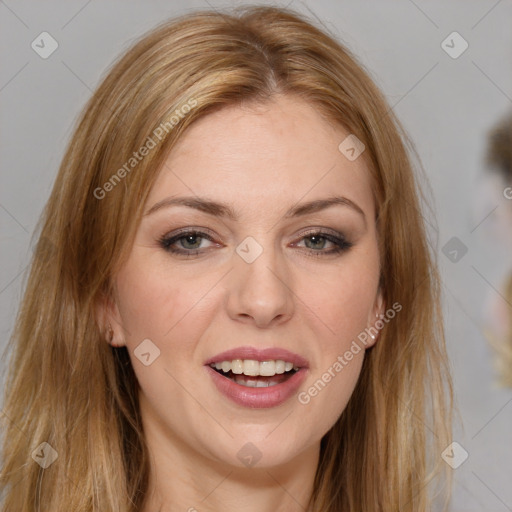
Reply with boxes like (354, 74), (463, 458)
(293, 231), (353, 256)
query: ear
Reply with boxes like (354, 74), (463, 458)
(95, 290), (126, 348)
(365, 288), (385, 348)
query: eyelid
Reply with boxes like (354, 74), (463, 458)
(293, 226), (347, 240)
(163, 226), (218, 239)
(294, 226), (350, 244)
(160, 226), (347, 244)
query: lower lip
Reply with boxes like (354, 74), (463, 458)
(205, 366), (308, 409)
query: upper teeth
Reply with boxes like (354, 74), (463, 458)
(210, 359), (299, 377)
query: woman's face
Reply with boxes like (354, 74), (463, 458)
(107, 94), (384, 469)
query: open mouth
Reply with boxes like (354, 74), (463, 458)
(205, 355), (309, 407)
(208, 358), (301, 388)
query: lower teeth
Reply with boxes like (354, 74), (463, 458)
(231, 376), (280, 388)
(219, 370), (296, 388)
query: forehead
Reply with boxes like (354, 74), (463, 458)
(148, 95), (374, 219)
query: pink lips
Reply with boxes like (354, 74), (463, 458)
(203, 346), (309, 409)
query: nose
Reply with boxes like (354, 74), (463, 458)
(225, 239), (295, 328)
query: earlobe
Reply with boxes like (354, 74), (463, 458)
(95, 292), (126, 348)
(106, 323), (113, 342)
(374, 293), (385, 323)
(368, 291), (384, 322)
(366, 289), (385, 347)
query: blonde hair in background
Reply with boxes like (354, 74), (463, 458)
(494, 273), (512, 387)
(0, 6), (453, 511)
(484, 272), (512, 387)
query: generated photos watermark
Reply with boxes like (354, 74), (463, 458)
(93, 98), (198, 200)
(298, 302), (402, 405)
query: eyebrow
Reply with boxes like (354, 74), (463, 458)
(144, 195), (366, 225)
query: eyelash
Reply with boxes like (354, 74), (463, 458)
(158, 228), (353, 258)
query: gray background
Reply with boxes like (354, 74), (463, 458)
(1, 1), (511, 510)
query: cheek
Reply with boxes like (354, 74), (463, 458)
(115, 271), (173, 338)
(297, 348), (364, 445)
(114, 254), (210, 345)
(298, 258), (379, 345)
(293, 252), (378, 435)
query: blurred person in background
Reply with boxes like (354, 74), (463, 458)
(483, 110), (512, 387)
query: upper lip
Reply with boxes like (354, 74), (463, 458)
(204, 346), (309, 368)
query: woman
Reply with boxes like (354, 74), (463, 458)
(0, 6), (453, 511)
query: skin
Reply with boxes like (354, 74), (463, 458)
(103, 94), (385, 512)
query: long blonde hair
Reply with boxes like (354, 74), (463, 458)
(489, 273), (512, 386)
(0, 6), (453, 511)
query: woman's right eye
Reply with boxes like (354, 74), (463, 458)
(158, 230), (217, 256)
